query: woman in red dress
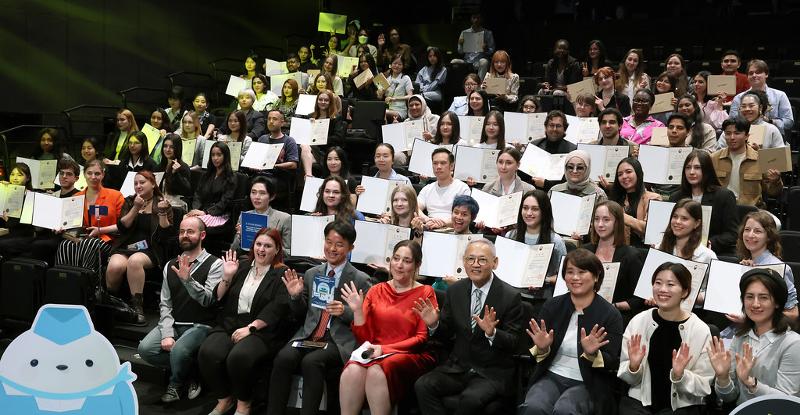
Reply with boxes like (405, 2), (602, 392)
(339, 240), (437, 415)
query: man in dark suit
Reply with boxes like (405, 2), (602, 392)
(266, 220), (372, 415)
(414, 238), (524, 415)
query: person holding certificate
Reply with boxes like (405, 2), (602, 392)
(313, 175), (365, 225)
(298, 93), (344, 177)
(719, 50), (750, 99)
(339, 240), (437, 414)
(618, 262), (714, 414)
(199, 229), (291, 415)
(249, 74), (279, 112)
(104, 108), (140, 161)
(0, 163), (34, 253)
(319, 55), (345, 97)
(147, 108), (172, 164)
(187, 142), (237, 228)
(471, 110), (508, 150)
(657, 199), (717, 264)
(708, 268), (800, 405)
(379, 185), (424, 237)
(307, 72), (334, 96)
(111, 131), (157, 189)
(675, 95), (719, 151)
(482, 147), (534, 197)
(548, 149), (608, 202)
(446, 73), (480, 116)
(717, 92), (785, 150)
(669, 149), (738, 256)
(256, 110), (300, 175)
(530, 110), (576, 190)
(430, 111), (461, 146)
(178, 111), (208, 169)
(541, 39), (582, 92)
(417, 148), (470, 230)
(729, 59), (794, 137)
(453, 13), (495, 79)
(155, 134), (192, 209)
(29, 160), (82, 263)
(621, 89), (665, 145)
(520, 249), (623, 415)
(481, 50), (519, 109)
(594, 67), (631, 117)
(649, 113), (693, 199)
(616, 49), (651, 103)
(215, 111), (253, 166)
(231, 177), (291, 256)
(394, 95), (440, 166)
(690, 72), (729, 130)
(320, 146), (358, 194)
(347, 54), (379, 101)
(608, 157), (662, 248)
(378, 55), (414, 122)
(415, 47), (447, 105)
(269, 80), (300, 132)
(354, 144), (411, 198)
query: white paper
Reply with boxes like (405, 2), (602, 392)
(408, 139), (454, 177)
(597, 262), (621, 303)
(577, 144), (629, 181)
(349, 341), (394, 364)
(295, 94), (317, 116)
(290, 118), (330, 146)
(241, 141), (284, 170)
(457, 116), (484, 145)
(643, 200), (712, 246)
(356, 176), (402, 215)
(269, 72), (304, 95)
(519, 143), (566, 180)
(53, 165), (86, 191)
(462, 31), (484, 54)
(638, 145), (691, 185)
(550, 192), (595, 236)
(19, 190), (35, 225)
(705, 260), (787, 315)
(453, 146), (498, 183)
(494, 237), (554, 288)
(634, 248), (709, 312)
(504, 112), (547, 143)
(419, 232), (476, 278)
(565, 116), (600, 145)
(300, 177), (325, 212)
(351, 220), (411, 267)
(290, 215), (335, 257)
(0, 183), (26, 218)
(30, 193), (85, 230)
(554, 257), (568, 297)
(17, 157), (56, 190)
(471, 189), (522, 229)
(336, 55), (360, 78)
(225, 75), (249, 97)
(119, 171), (165, 197)
(181, 139), (197, 166)
(264, 59), (288, 76)
(381, 121), (423, 152)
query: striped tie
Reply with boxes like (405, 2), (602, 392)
(310, 269), (336, 341)
(471, 288), (483, 330)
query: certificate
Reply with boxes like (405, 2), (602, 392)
(317, 12), (347, 34)
(494, 237), (554, 288)
(566, 78), (596, 102)
(408, 139), (454, 177)
(240, 212), (268, 251)
(203, 140), (242, 171)
(758, 146), (792, 173)
(295, 94), (317, 116)
(484, 77), (506, 95)
(120, 171), (165, 197)
(264, 59), (288, 76)
(290, 214), (334, 258)
(241, 142), (284, 170)
(356, 176), (402, 215)
(462, 31), (484, 54)
(27, 192), (85, 230)
(353, 69), (374, 89)
(638, 145), (691, 185)
(181, 139), (196, 165)
(290, 118), (330, 146)
(649, 127), (669, 146)
(705, 260), (787, 315)
(351, 220), (411, 267)
(564, 116), (600, 144)
(300, 177), (324, 212)
(650, 92), (674, 114)
(519, 143), (566, 180)
(643, 200), (712, 246)
(381, 121), (424, 152)
(141, 123), (162, 154)
(307, 69), (320, 79)
(457, 116), (484, 145)
(577, 144), (629, 181)
(747, 124), (766, 147)
(225, 75), (248, 97)
(269, 72), (303, 95)
(419, 232), (477, 278)
(453, 146), (498, 183)
(550, 192), (595, 236)
(0, 183), (26, 218)
(336, 55), (360, 78)
(471, 189), (523, 229)
(707, 75), (736, 96)
(17, 157), (56, 190)
(504, 112), (546, 143)
(373, 72), (390, 90)
(634, 248), (709, 312)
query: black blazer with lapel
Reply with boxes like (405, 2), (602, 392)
(433, 274), (524, 389)
(582, 244), (645, 314)
(669, 187), (738, 256)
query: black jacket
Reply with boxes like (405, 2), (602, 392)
(596, 91), (631, 117)
(669, 187), (738, 256)
(544, 56), (583, 88)
(581, 244), (646, 317)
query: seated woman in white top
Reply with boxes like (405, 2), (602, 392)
(178, 111), (207, 169)
(657, 199), (717, 263)
(446, 73), (480, 116)
(248, 74), (278, 112)
(355, 143), (412, 198)
(378, 55), (413, 122)
(320, 55), (345, 96)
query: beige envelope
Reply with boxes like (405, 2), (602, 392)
(758, 146), (792, 173)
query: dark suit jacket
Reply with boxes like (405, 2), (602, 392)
(669, 187), (738, 256)
(544, 56), (583, 88)
(244, 109), (266, 140)
(433, 274), (524, 389)
(596, 91), (631, 117)
(211, 263), (291, 347)
(581, 244), (645, 316)
(531, 293), (623, 415)
(287, 261), (372, 362)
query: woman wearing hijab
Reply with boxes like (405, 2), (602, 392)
(547, 149), (608, 201)
(395, 94), (440, 166)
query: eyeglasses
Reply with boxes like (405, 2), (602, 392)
(632, 98), (650, 104)
(565, 164), (587, 172)
(58, 171), (76, 177)
(465, 256), (489, 266)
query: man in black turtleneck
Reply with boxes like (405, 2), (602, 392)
(531, 110), (576, 191)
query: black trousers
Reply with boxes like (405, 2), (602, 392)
(414, 368), (503, 415)
(619, 395), (705, 415)
(198, 331), (276, 401)
(266, 341), (341, 415)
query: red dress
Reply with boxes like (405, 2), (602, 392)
(348, 282), (438, 403)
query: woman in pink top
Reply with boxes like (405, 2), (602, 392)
(621, 89), (665, 144)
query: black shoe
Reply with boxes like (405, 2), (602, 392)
(130, 294), (147, 326)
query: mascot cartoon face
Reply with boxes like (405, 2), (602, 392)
(0, 304), (137, 414)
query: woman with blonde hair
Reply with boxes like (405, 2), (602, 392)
(482, 50), (519, 109)
(105, 108), (140, 161)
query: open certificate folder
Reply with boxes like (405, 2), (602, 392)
(17, 157), (56, 190)
(634, 248), (709, 312)
(381, 121), (424, 152)
(240, 212), (268, 251)
(519, 144), (566, 180)
(453, 146), (498, 183)
(120, 171), (165, 197)
(356, 176), (402, 215)
(0, 183), (26, 218)
(638, 145), (691, 185)
(351, 220), (411, 267)
(494, 237), (554, 288)
(565, 116), (600, 145)
(457, 116), (484, 145)
(577, 144), (629, 181)
(419, 232), (477, 278)
(203, 140), (242, 171)
(504, 112), (547, 143)
(408, 139), (454, 177)
(20, 192), (85, 230)
(299, 177), (324, 213)
(644, 200), (712, 246)
(471, 189), (522, 228)
(704, 260), (787, 315)
(554, 258), (620, 303)
(290, 118), (330, 146)
(550, 192), (595, 236)
(241, 142), (284, 170)
(290, 215), (334, 258)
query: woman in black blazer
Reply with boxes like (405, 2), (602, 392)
(521, 249), (623, 415)
(668, 149), (738, 256)
(198, 228), (291, 415)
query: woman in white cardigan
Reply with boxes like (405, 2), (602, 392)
(618, 262), (714, 414)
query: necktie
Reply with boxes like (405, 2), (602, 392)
(470, 288), (483, 330)
(310, 269), (336, 341)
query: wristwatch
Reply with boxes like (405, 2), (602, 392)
(248, 325), (257, 333)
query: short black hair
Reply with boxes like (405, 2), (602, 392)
(721, 49), (740, 60)
(667, 112), (690, 128)
(250, 176), (276, 197)
(324, 220), (357, 245)
(598, 108), (623, 125)
(721, 116), (751, 134)
(561, 248), (605, 291)
(431, 147), (454, 164)
(57, 159), (81, 177)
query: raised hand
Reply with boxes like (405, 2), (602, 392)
(735, 342), (756, 385)
(340, 281), (364, 313)
(581, 324), (609, 356)
(707, 336), (732, 380)
(472, 305), (499, 337)
(281, 269), (304, 298)
(412, 297), (439, 327)
(527, 319), (554, 352)
(627, 333), (647, 373)
(157, 199), (170, 211)
(170, 254), (192, 281)
(133, 195), (146, 210)
(671, 342), (692, 379)
(221, 249), (239, 277)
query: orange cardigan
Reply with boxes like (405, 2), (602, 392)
(78, 186), (124, 242)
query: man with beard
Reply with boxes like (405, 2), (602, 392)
(137, 216), (224, 403)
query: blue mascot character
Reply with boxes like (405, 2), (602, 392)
(0, 304), (138, 414)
